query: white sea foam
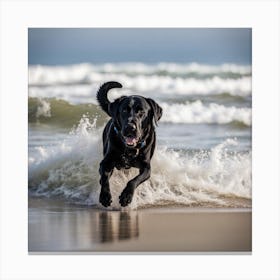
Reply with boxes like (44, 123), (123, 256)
(29, 116), (251, 209)
(28, 63), (251, 98)
(160, 101), (252, 126)
(131, 139), (251, 209)
(95, 62), (252, 75)
(28, 84), (97, 104)
(35, 98), (52, 118)
(29, 63), (251, 84)
(28, 76), (251, 103)
(115, 75), (251, 97)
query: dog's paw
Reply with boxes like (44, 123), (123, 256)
(119, 186), (135, 207)
(99, 190), (112, 207)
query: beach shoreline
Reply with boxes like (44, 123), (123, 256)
(28, 197), (252, 253)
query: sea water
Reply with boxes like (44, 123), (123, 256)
(28, 62), (252, 209)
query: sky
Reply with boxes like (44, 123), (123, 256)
(28, 28), (251, 65)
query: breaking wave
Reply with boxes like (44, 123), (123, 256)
(28, 116), (252, 209)
(29, 63), (251, 84)
(28, 97), (251, 127)
(161, 100), (251, 126)
(29, 63), (251, 100)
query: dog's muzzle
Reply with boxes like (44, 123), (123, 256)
(113, 125), (146, 149)
(123, 123), (139, 147)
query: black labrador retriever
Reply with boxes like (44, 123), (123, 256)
(97, 81), (162, 207)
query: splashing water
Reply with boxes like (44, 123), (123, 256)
(28, 115), (251, 209)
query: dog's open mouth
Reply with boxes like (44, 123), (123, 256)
(124, 136), (138, 147)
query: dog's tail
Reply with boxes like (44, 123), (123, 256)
(96, 81), (123, 116)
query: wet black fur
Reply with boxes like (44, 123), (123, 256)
(96, 81), (162, 207)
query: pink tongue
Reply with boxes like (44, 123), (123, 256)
(125, 137), (136, 145)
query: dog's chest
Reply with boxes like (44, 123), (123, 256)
(115, 149), (141, 169)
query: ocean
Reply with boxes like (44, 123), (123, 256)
(28, 62), (252, 209)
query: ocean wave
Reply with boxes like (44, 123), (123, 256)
(28, 76), (251, 102)
(92, 62), (252, 75)
(28, 97), (107, 127)
(29, 63), (251, 97)
(28, 84), (95, 104)
(29, 63), (251, 83)
(28, 97), (251, 127)
(28, 116), (252, 209)
(161, 100), (251, 126)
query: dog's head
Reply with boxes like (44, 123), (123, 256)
(108, 95), (162, 147)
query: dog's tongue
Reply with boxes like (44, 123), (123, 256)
(125, 137), (137, 146)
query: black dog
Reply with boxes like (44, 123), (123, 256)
(97, 81), (162, 207)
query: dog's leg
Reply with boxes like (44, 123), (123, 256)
(119, 162), (151, 207)
(99, 157), (115, 207)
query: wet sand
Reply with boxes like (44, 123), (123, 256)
(28, 198), (252, 253)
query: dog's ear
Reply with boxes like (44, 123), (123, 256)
(146, 98), (163, 126)
(108, 96), (126, 118)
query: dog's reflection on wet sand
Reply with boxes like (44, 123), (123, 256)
(99, 211), (139, 243)
(28, 203), (140, 251)
(29, 198), (252, 252)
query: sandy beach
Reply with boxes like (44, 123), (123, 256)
(28, 198), (251, 253)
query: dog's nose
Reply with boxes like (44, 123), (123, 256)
(124, 123), (137, 136)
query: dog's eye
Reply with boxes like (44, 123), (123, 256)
(122, 108), (129, 113)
